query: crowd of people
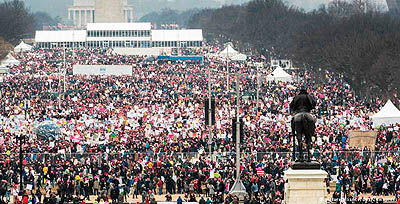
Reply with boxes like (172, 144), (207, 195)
(0, 45), (399, 204)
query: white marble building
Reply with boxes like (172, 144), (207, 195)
(35, 23), (203, 50)
(68, 0), (134, 27)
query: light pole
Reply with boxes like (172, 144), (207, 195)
(208, 66), (213, 161)
(292, 73), (302, 162)
(229, 72), (246, 199)
(256, 64), (260, 112)
(19, 132), (23, 196)
(226, 45), (229, 91)
(57, 48), (61, 110)
(19, 99), (29, 196)
(63, 46), (66, 97)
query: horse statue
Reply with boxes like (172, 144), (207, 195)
(292, 112), (316, 162)
(289, 88), (318, 166)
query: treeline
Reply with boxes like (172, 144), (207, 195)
(0, 0), (34, 45)
(139, 8), (200, 28)
(188, 0), (400, 98)
(0, 0), (60, 59)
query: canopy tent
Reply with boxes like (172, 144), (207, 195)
(371, 100), (400, 128)
(0, 53), (20, 67)
(231, 53), (247, 61)
(266, 67), (293, 82)
(218, 44), (239, 58)
(14, 41), (33, 52)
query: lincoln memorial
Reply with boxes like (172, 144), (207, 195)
(68, 0), (134, 27)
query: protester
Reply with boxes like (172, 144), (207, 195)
(0, 46), (399, 203)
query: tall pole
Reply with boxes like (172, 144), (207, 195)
(19, 100), (28, 196)
(226, 46), (229, 91)
(19, 132), (23, 195)
(58, 48), (62, 110)
(229, 72), (246, 199)
(208, 67), (212, 161)
(256, 65), (260, 112)
(235, 72), (240, 180)
(63, 47), (66, 98)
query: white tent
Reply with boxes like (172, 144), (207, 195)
(231, 53), (247, 61)
(14, 41), (33, 52)
(219, 44), (239, 58)
(371, 100), (400, 128)
(266, 67), (293, 82)
(0, 53), (20, 67)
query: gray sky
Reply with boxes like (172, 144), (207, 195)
(11, 0), (389, 20)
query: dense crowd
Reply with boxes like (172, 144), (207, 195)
(0, 46), (399, 204)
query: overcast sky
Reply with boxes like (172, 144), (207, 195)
(8, 0), (389, 19)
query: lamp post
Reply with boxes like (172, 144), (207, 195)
(292, 73), (301, 162)
(224, 42), (233, 92)
(226, 45), (229, 91)
(19, 132), (23, 196)
(19, 99), (29, 196)
(63, 46), (66, 98)
(208, 66), (213, 161)
(256, 64), (260, 112)
(229, 72), (246, 199)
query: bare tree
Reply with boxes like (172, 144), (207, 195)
(0, 0), (35, 44)
(188, 0), (400, 97)
(352, 0), (367, 13)
(328, 0), (357, 18)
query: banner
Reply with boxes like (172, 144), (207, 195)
(73, 65), (132, 76)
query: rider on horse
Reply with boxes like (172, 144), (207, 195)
(290, 88), (317, 161)
(290, 89), (316, 121)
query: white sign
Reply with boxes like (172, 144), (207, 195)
(73, 65), (132, 76)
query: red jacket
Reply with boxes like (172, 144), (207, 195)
(22, 196), (28, 204)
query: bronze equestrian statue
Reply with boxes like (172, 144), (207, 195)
(290, 89), (316, 163)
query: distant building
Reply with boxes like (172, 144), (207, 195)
(387, 0), (400, 13)
(95, 0), (123, 23)
(68, 0), (134, 27)
(34, 23), (203, 55)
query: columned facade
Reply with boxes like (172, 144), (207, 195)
(68, 0), (134, 27)
(68, 8), (95, 27)
(123, 7), (134, 23)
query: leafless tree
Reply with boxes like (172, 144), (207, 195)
(0, 0), (35, 44)
(188, 0), (400, 97)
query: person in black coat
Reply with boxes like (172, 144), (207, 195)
(111, 185), (119, 203)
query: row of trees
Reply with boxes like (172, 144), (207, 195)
(188, 0), (400, 99)
(139, 8), (200, 28)
(0, 0), (60, 60)
(0, 0), (34, 45)
(130, 0), (247, 19)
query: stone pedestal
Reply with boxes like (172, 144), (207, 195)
(284, 169), (328, 204)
